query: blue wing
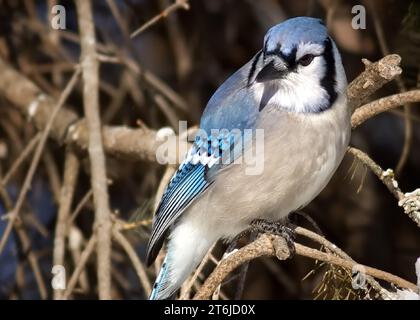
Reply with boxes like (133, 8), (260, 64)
(200, 52), (261, 132)
(146, 132), (241, 265)
(146, 53), (261, 265)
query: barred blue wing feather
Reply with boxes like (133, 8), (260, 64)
(145, 133), (242, 266)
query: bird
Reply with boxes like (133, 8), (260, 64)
(146, 16), (351, 300)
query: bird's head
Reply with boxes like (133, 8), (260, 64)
(248, 17), (347, 113)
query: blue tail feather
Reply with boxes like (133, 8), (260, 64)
(149, 255), (170, 300)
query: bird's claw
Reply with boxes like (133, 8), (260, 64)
(250, 218), (296, 258)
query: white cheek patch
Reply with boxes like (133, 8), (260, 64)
(253, 57), (330, 113)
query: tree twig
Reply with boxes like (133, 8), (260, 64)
(42, 146), (62, 203)
(1, 132), (41, 186)
(130, 0), (190, 39)
(295, 226), (394, 299)
(62, 234), (97, 299)
(351, 90), (420, 128)
(68, 226), (90, 293)
(68, 189), (93, 225)
(53, 148), (80, 299)
(0, 55), (180, 163)
(180, 242), (217, 300)
(112, 228), (152, 295)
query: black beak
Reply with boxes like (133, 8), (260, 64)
(255, 61), (288, 83)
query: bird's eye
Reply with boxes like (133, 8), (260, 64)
(298, 54), (314, 66)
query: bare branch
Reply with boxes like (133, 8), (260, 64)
(76, 0), (112, 300)
(351, 89), (420, 128)
(348, 147), (403, 199)
(194, 233), (418, 299)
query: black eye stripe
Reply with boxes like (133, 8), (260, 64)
(247, 50), (263, 86)
(264, 46), (297, 68)
(263, 37), (270, 60)
(320, 37), (337, 108)
(282, 46), (297, 68)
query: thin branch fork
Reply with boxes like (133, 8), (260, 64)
(1, 132), (41, 186)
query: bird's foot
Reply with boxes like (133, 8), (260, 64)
(250, 218), (296, 258)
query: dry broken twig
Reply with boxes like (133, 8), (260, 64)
(347, 54), (402, 111)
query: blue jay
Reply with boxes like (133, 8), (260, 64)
(146, 17), (350, 299)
